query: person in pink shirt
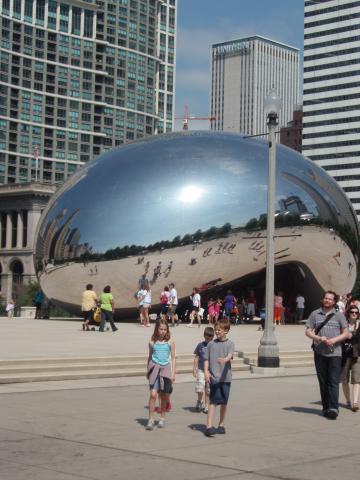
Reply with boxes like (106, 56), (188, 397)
(208, 298), (216, 325)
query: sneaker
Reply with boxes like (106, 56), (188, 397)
(202, 405), (208, 414)
(195, 400), (202, 412)
(145, 419), (155, 430)
(158, 418), (165, 428)
(352, 403), (359, 412)
(205, 427), (216, 437)
(217, 426), (226, 434)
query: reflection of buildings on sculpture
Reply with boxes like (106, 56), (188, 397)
(38, 208), (91, 266)
(279, 196), (309, 215)
(0, 183), (56, 301)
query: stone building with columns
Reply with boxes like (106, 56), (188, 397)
(0, 183), (56, 301)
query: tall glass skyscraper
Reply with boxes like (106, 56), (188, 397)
(303, 0), (360, 219)
(0, 0), (176, 185)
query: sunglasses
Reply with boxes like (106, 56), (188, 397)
(349, 310), (359, 314)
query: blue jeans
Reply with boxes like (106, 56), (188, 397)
(314, 353), (342, 411)
(99, 309), (117, 332)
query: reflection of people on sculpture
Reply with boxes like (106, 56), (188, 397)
(137, 280), (152, 327)
(333, 251), (341, 266)
(227, 243), (236, 254)
(99, 285), (118, 332)
(215, 243), (223, 254)
(151, 262), (162, 283)
(81, 284), (98, 331)
(163, 261), (173, 277)
(188, 288), (201, 328)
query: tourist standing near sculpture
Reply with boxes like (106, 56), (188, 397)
(146, 319), (176, 430)
(296, 293), (305, 322)
(246, 290), (256, 320)
(188, 288), (201, 327)
(274, 291), (283, 326)
(341, 306), (360, 412)
(81, 284), (98, 331)
(305, 291), (348, 419)
(223, 290), (236, 319)
(99, 285), (118, 332)
(137, 280), (151, 327)
(6, 299), (15, 319)
(168, 283), (178, 327)
(159, 285), (170, 320)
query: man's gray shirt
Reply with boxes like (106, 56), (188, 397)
(204, 338), (235, 382)
(306, 308), (347, 357)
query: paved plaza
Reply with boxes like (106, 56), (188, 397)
(0, 318), (358, 480)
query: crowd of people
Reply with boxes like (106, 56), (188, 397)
(78, 279), (360, 433)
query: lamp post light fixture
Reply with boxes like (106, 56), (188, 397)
(258, 89), (282, 368)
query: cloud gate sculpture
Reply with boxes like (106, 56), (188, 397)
(35, 132), (359, 318)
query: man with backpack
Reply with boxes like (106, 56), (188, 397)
(305, 291), (348, 419)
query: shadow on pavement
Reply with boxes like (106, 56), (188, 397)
(283, 406), (323, 416)
(183, 406), (199, 413)
(135, 418), (148, 427)
(188, 423), (207, 433)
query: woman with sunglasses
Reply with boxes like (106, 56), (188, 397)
(341, 307), (360, 411)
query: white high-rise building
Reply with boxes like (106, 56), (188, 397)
(303, 0), (360, 219)
(210, 35), (300, 135)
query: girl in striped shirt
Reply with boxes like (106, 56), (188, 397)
(146, 319), (176, 430)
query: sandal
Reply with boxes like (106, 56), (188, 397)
(352, 403), (359, 412)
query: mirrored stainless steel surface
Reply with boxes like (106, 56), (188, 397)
(34, 132), (359, 317)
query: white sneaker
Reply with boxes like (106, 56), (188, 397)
(145, 419), (155, 430)
(158, 418), (165, 428)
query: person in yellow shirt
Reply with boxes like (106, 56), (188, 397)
(81, 284), (98, 331)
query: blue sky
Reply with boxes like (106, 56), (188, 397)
(174, 0), (304, 130)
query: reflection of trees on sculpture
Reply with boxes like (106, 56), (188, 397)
(84, 222), (235, 262)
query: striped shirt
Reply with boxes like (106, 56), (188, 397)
(151, 341), (171, 366)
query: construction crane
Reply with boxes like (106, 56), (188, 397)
(175, 105), (216, 131)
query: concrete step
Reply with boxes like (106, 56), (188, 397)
(0, 357), (246, 375)
(0, 356), (249, 384)
(0, 354), (194, 366)
(239, 350), (313, 368)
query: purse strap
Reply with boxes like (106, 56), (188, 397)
(314, 312), (335, 335)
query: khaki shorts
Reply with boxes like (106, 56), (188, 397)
(195, 370), (210, 394)
(341, 357), (360, 384)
